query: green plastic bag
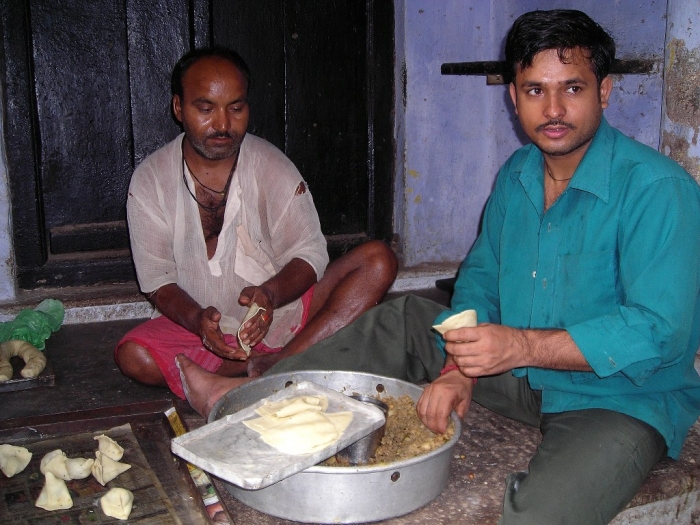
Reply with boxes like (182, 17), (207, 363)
(0, 299), (64, 350)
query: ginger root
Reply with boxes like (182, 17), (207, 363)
(0, 340), (47, 382)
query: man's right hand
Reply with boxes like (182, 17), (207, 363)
(198, 306), (248, 361)
(416, 369), (474, 434)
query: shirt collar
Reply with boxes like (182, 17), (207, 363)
(518, 116), (614, 204)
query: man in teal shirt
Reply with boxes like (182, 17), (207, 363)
(178, 9), (700, 524)
(451, 114), (700, 461)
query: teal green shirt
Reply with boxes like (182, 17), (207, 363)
(435, 118), (700, 458)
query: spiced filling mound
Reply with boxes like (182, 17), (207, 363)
(323, 395), (455, 466)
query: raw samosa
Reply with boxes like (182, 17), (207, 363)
(92, 451), (131, 485)
(94, 434), (124, 461)
(0, 444), (32, 477)
(40, 449), (70, 481)
(35, 471), (73, 511)
(100, 487), (134, 520)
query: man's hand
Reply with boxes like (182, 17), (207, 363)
(237, 286), (274, 348)
(199, 306), (248, 360)
(443, 323), (528, 377)
(417, 370), (474, 433)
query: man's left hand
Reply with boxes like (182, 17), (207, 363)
(443, 323), (529, 377)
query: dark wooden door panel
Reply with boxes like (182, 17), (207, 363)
(285, 0), (369, 236)
(212, 0), (286, 150)
(31, 1), (133, 229)
(1, 0), (202, 287)
(212, 0), (394, 254)
(127, 0), (195, 167)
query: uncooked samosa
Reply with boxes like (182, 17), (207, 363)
(432, 309), (477, 335)
(100, 487), (134, 520)
(35, 471), (73, 511)
(92, 451), (131, 485)
(0, 444), (32, 477)
(65, 457), (95, 479)
(93, 434), (124, 461)
(40, 449), (70, 481)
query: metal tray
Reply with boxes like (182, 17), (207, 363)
(170, 380), (385, 490)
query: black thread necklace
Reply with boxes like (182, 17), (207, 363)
(181, 143), (237, 213)
(546, 163), (573, 182)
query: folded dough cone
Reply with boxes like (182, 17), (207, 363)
(66, 457), (95, 480)
(35, 471), (73, 511)
(237, 303), (266, 356)
(0, 444), (32, 477)
(94, 434), (124, 461)
(40, 449), (71, 481)
(100, 487), (134, 520)
(432, 309), (477, 335)
(92, 451), (131, 485)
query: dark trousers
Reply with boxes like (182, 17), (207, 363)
(269, 295), (667, 524)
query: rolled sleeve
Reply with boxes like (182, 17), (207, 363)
(570, 176), (700, 385)
(568, 317), (661, 384)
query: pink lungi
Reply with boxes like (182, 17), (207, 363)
(116, 286), (314, 399)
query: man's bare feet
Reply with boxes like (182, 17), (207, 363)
(176, 354), (253, 419)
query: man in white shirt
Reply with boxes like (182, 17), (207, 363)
(115, 47), (397, 398)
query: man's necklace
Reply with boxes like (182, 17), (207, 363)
(182, 145), (237, 213)
(546, 164), (573, 182)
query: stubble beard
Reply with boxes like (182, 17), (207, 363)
(183, 123), (243, 161)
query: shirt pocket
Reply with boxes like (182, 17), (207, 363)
(555, 251), (619, 324)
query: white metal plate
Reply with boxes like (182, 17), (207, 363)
(170, 381), (385, 489)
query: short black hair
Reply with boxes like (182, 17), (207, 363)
(171, 46), (252, 98)
(505, 9), (615, 85)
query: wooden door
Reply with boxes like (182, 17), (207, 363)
(213, 0), (395, 257)
(0, 0), (393, 288)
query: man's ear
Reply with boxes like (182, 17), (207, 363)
(599, 76), (612, 109)
(509, 82), (518, 115)
(172, 95), (183, 123)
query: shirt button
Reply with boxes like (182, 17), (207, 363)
(547, 223), (552, 232)
(532, 271), (537, 278)
(542, 278), (547, 288)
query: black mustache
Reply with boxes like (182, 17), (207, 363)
(208, 132), (235, 139)
(536, 120), (575, 132)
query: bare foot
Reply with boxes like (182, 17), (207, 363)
(175, 354), (253, 419)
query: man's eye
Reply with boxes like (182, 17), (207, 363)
(567, 86), (582, 94)
(527, 88), (542, 96)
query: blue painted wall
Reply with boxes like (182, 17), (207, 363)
(395, 0), (667, 267)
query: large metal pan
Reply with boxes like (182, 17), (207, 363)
(209, 370), (461, 523)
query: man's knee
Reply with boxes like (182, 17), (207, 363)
(353, 240), (398, 284)
(115, 341), (164, 385)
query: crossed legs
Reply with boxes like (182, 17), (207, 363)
(115, 239), (397, 391)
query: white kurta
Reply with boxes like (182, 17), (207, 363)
(127, 133), (329, 348)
